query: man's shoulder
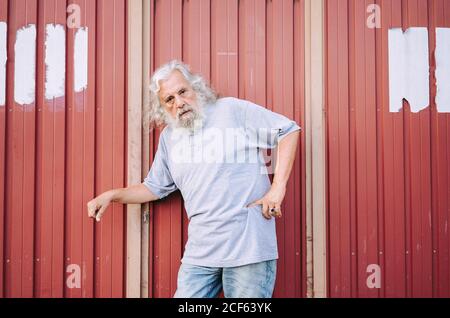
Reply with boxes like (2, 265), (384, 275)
(212, 97), (250, 123)
(215, 96), (245, 107)
(215, 97), (267, 111)
(156, 126), (171, 146)
(214, 97), (251, 115)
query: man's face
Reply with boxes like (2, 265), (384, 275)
(158, 70), (201, 129)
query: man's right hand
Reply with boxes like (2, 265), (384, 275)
(87, 190), (115, 222)
(87, 184), (160, 222)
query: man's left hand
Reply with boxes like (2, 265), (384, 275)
(247, 183), (286, 220)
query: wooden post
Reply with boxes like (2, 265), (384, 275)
(305, 0), (327, 298)
(141, 0), (151, 299)
(126, 0), (143, 298)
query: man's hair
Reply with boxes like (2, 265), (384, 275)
(147, 60), (217, 128)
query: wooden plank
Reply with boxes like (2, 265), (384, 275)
(306, 0), (327, 298)
(147, 0), (155, 299)
(126, 0), (143, 298)
(141, 0), (151, 299)
(304, 0), (312, 298)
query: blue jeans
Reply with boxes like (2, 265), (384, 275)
(173, 260), (277, 298)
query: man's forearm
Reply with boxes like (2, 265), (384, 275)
(248, 130), (300, 219)
(87, 183), (159, 222)
(109, 183), (159, 204)
(273, 130), (300, 187)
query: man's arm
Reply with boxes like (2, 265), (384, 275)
(248, 130), (300, 219)
(87, 183), (159, 222)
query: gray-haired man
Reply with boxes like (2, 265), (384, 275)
(87, 60), (301, 298)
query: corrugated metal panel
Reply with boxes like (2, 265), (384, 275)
(149, 0), (307, 298)
(5, 0), (447, 300)
(0, 0), (127, 297)
(0, 0), (6, 299)
(326, 0), (450, 297)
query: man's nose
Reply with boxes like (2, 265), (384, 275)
(174, 95), (185, 108)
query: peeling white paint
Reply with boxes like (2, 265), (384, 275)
(74, 27), (88, 92)
(14, 24), (36, 105)
(436, 28), (450, 113)
(388, 28), (429, 113)
(45, 24), (66, 100)
(0, 22), (6, 106)
(0, 22), (7, 106)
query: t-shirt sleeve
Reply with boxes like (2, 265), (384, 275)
(242, 99), (301, 149)
(142, 134), (178, 199)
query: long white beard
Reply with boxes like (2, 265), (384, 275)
(165, 102), (205, 134)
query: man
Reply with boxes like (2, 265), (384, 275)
(87, 60), (301, 298)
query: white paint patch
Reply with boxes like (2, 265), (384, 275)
(74, 27), (88, 92)
(388, 28), (429, 113)
(45, 24), (66, 100)
(14, 24), (36, 105)
(0, 22), (7, 106)
(436, 28), (450, 113)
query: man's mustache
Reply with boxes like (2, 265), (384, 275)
(177, 106), (194, 119)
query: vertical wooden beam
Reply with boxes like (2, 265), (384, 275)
(305, 0), (327, 298)
(141, 0), (151, 299)
(127, 0), (143, 298)
(304, 0), (313, 297)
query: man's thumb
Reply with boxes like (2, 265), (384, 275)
(95, 205), (107, 222)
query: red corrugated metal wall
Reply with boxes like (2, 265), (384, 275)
(4, 0), (447, 299)
(0, 0), (127, 297)
(149, 0), (307, 298)
(326, 0), (450, 297)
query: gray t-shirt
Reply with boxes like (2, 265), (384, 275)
(143, 97), (301, 267)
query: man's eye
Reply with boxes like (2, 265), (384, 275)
(166, 97), (173, 104)
(179, 89), (186, 95)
